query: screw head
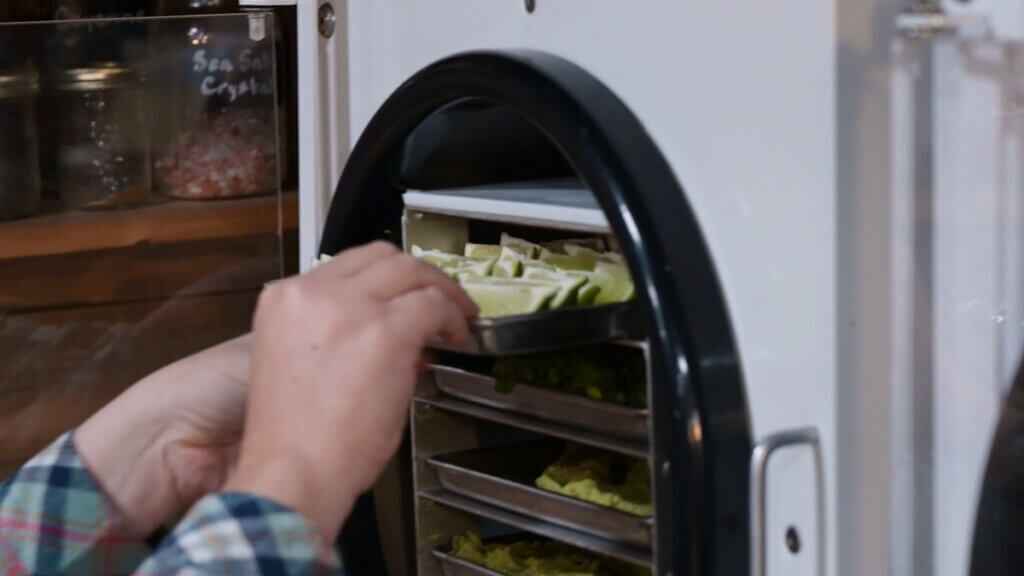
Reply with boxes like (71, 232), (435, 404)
(318, 3), (336, 38)
(525, 0), (536, 13)
(785, 526), (801, 554)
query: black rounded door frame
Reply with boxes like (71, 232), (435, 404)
(320, 50), (751, 576)
(971, 359), (1024, 575)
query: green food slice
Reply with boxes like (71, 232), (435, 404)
(540, 250), (599, 272)
(412, 245), (496, 276)
(463, 243), (503, 259)
(411, 245), (460, 267)
(576, 283), (602, 306)
(562, 244), (603, 259)
(491, 259), (522, 278)
(452, 271), (485, 283)
(499, 233), (541, 259)
(461, 278), (559, 318)
(588, 262), (635, 304)
(543, 238), (608, 254)
(522, 260), (556, 273)
(491, 246), (527, 278)
(521, 269), (589, 309)
(448, 260), (497, 278)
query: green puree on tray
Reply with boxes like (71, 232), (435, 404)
(493, 347), (646, 408)
(534, 445), (652, 518)
(449, 532), (649, 576)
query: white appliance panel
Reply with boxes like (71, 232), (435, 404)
(930, 37), (1024, 576)
(339, 3), (838, 575)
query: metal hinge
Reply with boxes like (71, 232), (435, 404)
(896, 2), (990, 39)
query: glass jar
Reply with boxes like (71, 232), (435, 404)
(37, 3), (150, 203)
(57, 63), (151, 210)
(0, 69), (41, 221)
(50, 1), (104, 68)
(150, 1), (285, 200)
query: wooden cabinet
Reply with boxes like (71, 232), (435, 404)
(0, 193), (297, 476)
(0, 8), (298, 477)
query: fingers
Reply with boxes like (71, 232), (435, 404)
(313, 241), (400, 279)
(312, 241), (479, 319)
(387, 286), (471, 348)
(416, 350), (435, 373)
(359, 253), (479, 318)
(304, 242), (478, 349)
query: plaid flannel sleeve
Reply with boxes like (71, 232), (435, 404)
(0, 432), (151, 575)
(0, 433), (343, 575)
(136, 493), (342, 576)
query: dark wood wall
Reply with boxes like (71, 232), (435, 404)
(0, 194), (298, 476)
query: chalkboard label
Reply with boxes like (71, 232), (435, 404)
(192, 47), (273, 102)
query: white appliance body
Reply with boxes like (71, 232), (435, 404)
(292, 0), (1024, 574)
(308, 3), (837, 576)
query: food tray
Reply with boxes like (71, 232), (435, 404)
(428, 442), (653, 548)
(432, 549), (504, 576)
(430, 303), (641, 356)
(432, 366), (649, 442)
(430, 535), (650, 576)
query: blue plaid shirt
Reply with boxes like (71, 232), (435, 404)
(0, 433), (342, 575)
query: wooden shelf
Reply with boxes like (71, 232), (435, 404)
(0, 192), (297, 261)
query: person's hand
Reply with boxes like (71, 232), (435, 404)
(76, 334), (252, 536)
(224, 241), (476, 541)
(75, 240), (475, 541)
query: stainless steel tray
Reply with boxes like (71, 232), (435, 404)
(432, 549), (504, 576)
(432, 366), (649, 442)
(427, 442), (653, 548)
(420, 489), (651, 567)
(430, 536), (651, 576)
(431, 303), (641, 356)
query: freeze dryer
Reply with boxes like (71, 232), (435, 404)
(284, 1), (1024, 575)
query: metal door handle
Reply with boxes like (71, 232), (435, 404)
(750, 427), (825, 576)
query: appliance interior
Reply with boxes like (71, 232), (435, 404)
(318, 51), (752, 576)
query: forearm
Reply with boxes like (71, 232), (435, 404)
(75, 367), (184, 537)
(75, 335), (251, 536)
(224, 444), (360, 544)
